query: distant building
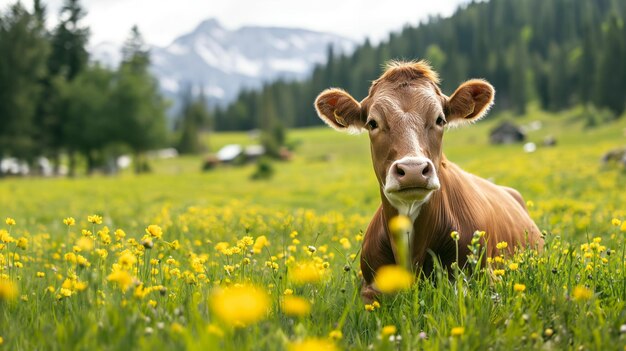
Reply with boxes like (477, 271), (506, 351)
(489, 121), (526, 144)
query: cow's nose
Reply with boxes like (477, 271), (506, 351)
(392, 160), (435, 189)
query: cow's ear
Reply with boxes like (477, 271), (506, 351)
(315, 88), (364, 132)
(446, 79), (494, 125)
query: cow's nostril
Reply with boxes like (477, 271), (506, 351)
(422, 163), (431, 177)
(397, 166), (405, 177)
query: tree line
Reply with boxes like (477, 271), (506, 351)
(0, 0), (209, 176)
(214, 0), (626, 131)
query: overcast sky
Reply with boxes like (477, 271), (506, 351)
(1, 0), (470, 47)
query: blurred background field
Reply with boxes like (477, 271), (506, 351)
(2, 105), (624, 239)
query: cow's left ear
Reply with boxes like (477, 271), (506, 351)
(446, 79), (495, 124)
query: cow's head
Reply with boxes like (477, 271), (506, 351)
(315, 61), (494, 218)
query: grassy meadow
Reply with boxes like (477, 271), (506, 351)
(1, 107), (626, 350)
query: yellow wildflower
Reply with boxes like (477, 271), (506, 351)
(107, 270), (134, 292)
(288, 338), (337, 351)
(328, 330), (342, 340)
(289, 261), (323, 285)
(451, 326), (465, 337)
(210, 285), (269, 327)
(76, 237), (94, 252)
(282, 296), (311, 317)
(118, 251), (137, 268)
(572, 285), (593, 301)
(16, 237), (27, 250)
(374, 265), (414, 294)
(493, 269), (505, 276)
(496, 241), (508, 250)
(252, 235), (269, 254)
(389, 215), (411, 235)
(0, 280), (18, 301)
(146, 225), (163, 239)
(514, 283), (526, 292)
(5, 218), (15, 226)
(339, 237), (351, 249)
(36, 272), (45, 278)
(381, 325), (397, 337)
(508, 263), (519, 271)
(87, 215), (103, 224)
(450, 231), (460, 241)
(612, 218), (621, 227)
(63, 217), (75, 226)
(114, 229), (126, 241)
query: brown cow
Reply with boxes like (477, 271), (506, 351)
(314, 60), (542, 301)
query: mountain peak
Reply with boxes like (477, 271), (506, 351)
(194, 18), (223, 33)
(90, 19), (356, 112)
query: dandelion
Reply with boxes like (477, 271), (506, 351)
(146, 225), (163, 239)
(451, 326), (465, 337)
(508, 263), (519, 271)
(289, 261), (323, 285)
(328, 330), (342, 340)
(0, 280), (18, 301)
(252, 236), (269, 254)
(63, 217), (75, 226)
(5, 218), (15, 226)
(496, 241), (508, 250)
(118, 251), (137, 268)
(107, 270), (134, 292)
(283, 288), (293, 295)
(493, 269), (505, 277)
(87, 215), (103, 225)
(59, 288), (72, 298)
(16, 238), (27, 250)
(339, 237), (351, 249)
(572, 285), (593, 301)
(514, 283), (526, 292)
(36, 272), (45, 278)
(389, 215), (412, 235)
(612, 218), (621, 227)
(114, 229), (126, 241)
(282, 296), (311, 317)
(374, 265), (414, 294)
(210, 284), (269, 327)
(381, 325), (397, 338)
(288, 338), (337, 351)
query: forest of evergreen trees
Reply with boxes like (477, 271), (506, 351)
(214, 0), (626, 131)
(0, 0), (198, 175)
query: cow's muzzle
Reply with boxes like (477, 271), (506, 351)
(386, 157), (440, 194)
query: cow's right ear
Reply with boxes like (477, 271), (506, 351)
(315, 88), (364, 132)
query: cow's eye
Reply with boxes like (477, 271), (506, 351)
(366, 119), (378, 130)
(436, 115), (447, 127)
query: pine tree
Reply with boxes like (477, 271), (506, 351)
(112, 26), (167, 173)
(0, 4), (49, 164)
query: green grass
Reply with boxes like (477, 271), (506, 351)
(1, 107), (626, 350)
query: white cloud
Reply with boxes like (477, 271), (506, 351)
(1, 0), (469, 46)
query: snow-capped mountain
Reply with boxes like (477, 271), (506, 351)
(91, 19), (356, 106)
